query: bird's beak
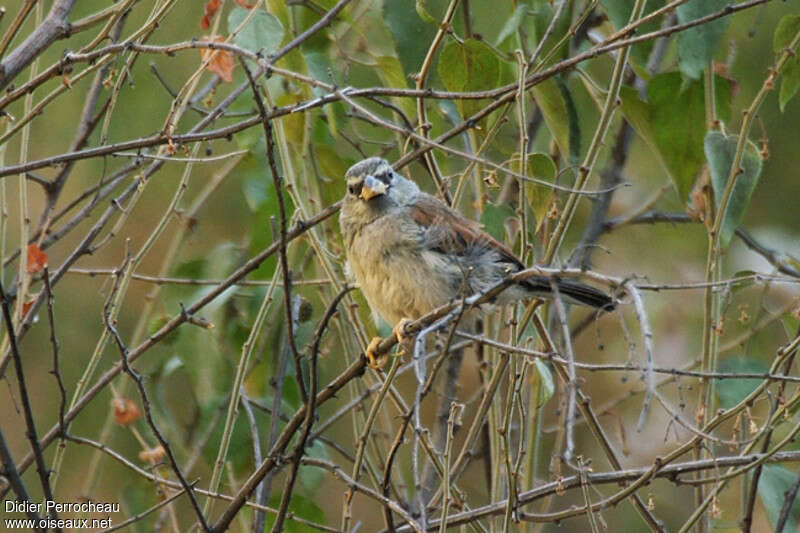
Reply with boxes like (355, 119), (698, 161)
(359, 175), (388, 200)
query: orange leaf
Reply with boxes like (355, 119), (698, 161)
(112, 397), (142, 426)
(22, 299), (35, 317)
(199, 37), (235, 83)
(234, 0), (256, 7)
(201, 0), (222, 29)
(138, 445), (166, 464)
(26, 244), (48, 274)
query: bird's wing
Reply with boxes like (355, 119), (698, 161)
(408, 194), (524, 268)
(407, 194), (614, 309)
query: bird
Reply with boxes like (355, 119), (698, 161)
(338, 157), (614, 368)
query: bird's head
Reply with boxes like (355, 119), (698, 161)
(340, 157), (419, 227)
(344, 157), (394, 202)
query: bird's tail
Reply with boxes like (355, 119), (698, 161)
(523, 277), (615, 310)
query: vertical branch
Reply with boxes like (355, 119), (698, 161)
(241, 58), (305, 403)
(43, 267), (66, 436)
(543, 0), (648, 264)
(103, 264), (210, 532)
(0, 275), (60, 529)
(0, 424), (43, 529)
(438, 402), (463, 533)
(270, 286), (351, 533)
(413, 0), (459, 204)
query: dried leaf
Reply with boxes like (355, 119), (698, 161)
(234, 0), (255, 7)
(201, 0), (222, 29)
(112, 397), (142, 426)
(138, 445), (166, 464)
(199, 37), (234, 82)
(26, 244), (48, 274)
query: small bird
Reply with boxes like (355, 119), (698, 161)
(339, 157), (614, 368)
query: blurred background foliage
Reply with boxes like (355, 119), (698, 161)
(1, 0), (799, 532)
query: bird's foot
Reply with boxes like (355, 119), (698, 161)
(365, 337), (389, 370)
(393, 318), (414, 344)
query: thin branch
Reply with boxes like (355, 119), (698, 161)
(0, 277), (59, 529)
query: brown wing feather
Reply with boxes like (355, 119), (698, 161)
(409, 194), (524, 268)
(408, 195), (614, 310)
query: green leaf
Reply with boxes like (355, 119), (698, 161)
(173, 258), (207, 279)
(773, 14), (800, 52)
(599, 0), (666, 67)
(619, 85), (661, 163)
(531, 78), (571, 161)
(524, 153), (556, 233)
(263, 493), (327, 532)
(648, 73), (706, 201)
(758, 465), (800, 532)
(479, 203), (516, 242)
(375, 55), (416, 118)
(384, 1), (436, 77)
(495, 4), (528, 47)
(730, 270), (757, 292)
(228, 7), (285, 54)
(557, 76), (581, 165)
(715, 356), (768, 409)
(438, 39), (502, 117)
(530, 0), (571, 65)
(620, 75), (731, 202)
(532, 358), (555, 407)
(780, 57), (800, 112)
(415, 0), (437, 24)
(705, 131), (764, 249)
(676, 0), (729, 79)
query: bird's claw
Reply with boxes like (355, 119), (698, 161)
(394, 318), (413, 344)
(365, 337), (389, 370)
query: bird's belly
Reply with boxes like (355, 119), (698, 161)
(351, 247), (456, 326)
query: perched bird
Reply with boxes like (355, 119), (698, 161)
(339, 157), (614, 367)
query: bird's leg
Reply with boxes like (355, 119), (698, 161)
(393, 317), (413, 344)
(365, 337), (389, 370)
(365, 319), (414, 370)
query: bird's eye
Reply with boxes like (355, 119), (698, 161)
(348, 182), (362, 196)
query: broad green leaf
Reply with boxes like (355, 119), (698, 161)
(438, 39), (502, 117)
(303, 50), (340, 135)
(524, 153), (557, 233)
(299, 439), (328, 490)
(228, 7), (285, 54)
(705, 131), (764, 249)
(780, 58), (800, 112)
(599, 0), (666, 67)
(479, 203), (516, 242)
(775, 15), (800, 113)
(620, 75), (731, 202)
(530, 0), (572, 65)
(676, 0), (729, 79)
(263, 493), (327, 532)
(415, 0), (437, 24)
(557, 77), (581, 165)
(715, 356), (768, 409)
(384, 1), (436, 77)
(243, 173), (269, 212)
(619, 85), (661, 163)
(758, 465), (800, 532)
(376, 55), (416, 118)
(773, 14), (800, 53)
(495, 4), (529, 47)
(532, 358), (555, 407)
(531, 78), (571, 161)
(730, 270), (757, 292)
(648, 73), (706, 201)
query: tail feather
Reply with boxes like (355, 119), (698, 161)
(522, 277), (615, 310)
